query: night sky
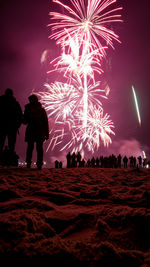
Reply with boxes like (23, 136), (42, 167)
(0, 0), (150, 165)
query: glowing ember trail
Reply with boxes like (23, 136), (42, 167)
(132, 86), (141, 126)
(37, 0), (122, 154)
(142, 150), (146, 159)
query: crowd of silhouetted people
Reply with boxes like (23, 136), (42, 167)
(65, 151), (149, 169)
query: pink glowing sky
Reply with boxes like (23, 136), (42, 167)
(0, 0), (150, 165)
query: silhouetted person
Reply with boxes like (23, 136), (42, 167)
(0, 88), (22, 160)
(103, 157), (109, 168)
(91, 157), (96, 167)
(96, 157), (100, 167)
(59, 161), (62, 168)
(66, 152), (71, 168)
(23, 94), (49, 170)
(133, 157), (136, 168)
(138, 156), (142, 167)
(113, 155), (118, 168)
(129, 156), (134, 168)
(117, 154), (122, 168)
(100, 156), (104, 168)
(72, 152), (77, 167)
(81, 158), (85, 167)
(77, 152), (82, 167)
(108, 155), (113, 168)
(111, 154), (116, 168)
(87, 159), (91, 167)
(55, 160), (59, 168)
(123, 156), (128, 168)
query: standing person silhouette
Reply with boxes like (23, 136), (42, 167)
(123, 156), (128, 168)
(23, 94), (49, 170)
(0, 88), (22, 162)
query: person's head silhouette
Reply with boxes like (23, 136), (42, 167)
(28, 94), (38, 104)
(5, 88), (13, 97)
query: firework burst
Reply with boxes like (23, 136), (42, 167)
(85, 105), (115, 150)
(48, 32), (105, 127)
(37, 79), (107, 122)
(49, 104), (115, 155)
(37, 0), (122, 155)
(49, 0), (122, 55)
(49, 33), (104, 80)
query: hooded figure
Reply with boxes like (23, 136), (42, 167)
(23, 94), (49, 169)
(0, 88), (22, 155)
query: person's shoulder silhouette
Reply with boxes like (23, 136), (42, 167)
(0, 88), (22, 128)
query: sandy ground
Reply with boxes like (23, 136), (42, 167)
(0, 166), (150, 266)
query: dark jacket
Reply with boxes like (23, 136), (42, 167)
(0, 94), (22, 131)
(23, 101), (49, 142)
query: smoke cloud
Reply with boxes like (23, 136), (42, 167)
(108, 138), (149, 158)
